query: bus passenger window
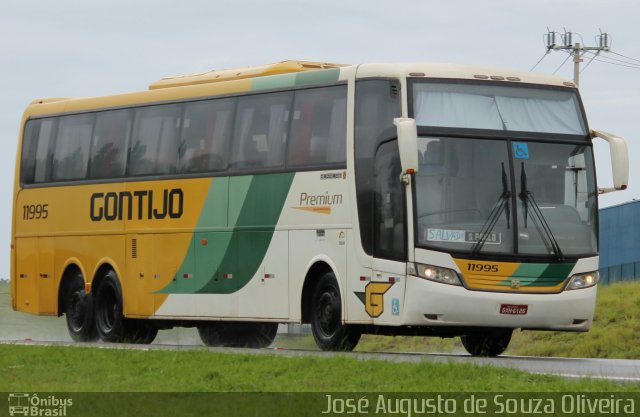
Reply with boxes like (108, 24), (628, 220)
(179, 98), (234, 173)
(89, 109), (132, 179)
(231, 92), (292, 171)
(20, 120), (41, 184)
(129, 104), (182, 176)
(52, 114), (94, 181)
(288, 86), (347, 167)
(33, 119), (57, 183)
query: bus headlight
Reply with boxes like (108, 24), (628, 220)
(565, 271), (599, 290)
(408, 263), (462, 286)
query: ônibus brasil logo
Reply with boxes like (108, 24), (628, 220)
(8, 393), (72, 416)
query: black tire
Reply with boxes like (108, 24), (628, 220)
(122, 319), (158, 344)
(310, 272), (361, 351)
(64, 272), (98, 342)
(95, 271), (159, 344)
(95, 271), (126, 343)
(461, 330), (513, 357)
(198, 322), (278, 348)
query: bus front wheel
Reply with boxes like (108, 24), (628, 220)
(461, 330), (513, 357)
(64, 272), (98, 342)
(310, 272), (361, 351)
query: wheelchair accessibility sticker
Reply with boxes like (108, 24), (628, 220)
(392, 298), (400, 316)
(513, 142), (530, 159)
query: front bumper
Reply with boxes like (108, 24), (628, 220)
(402, 275), (597, 331)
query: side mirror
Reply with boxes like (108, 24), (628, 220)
(394, 118), (419, 175)
(591, 129), (629, 194)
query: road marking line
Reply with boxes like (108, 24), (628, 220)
(537, 372), (640, 383)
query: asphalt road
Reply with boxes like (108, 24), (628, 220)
(2, 340), (639, 383)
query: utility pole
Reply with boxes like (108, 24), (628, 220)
(544, 29), (610, 87)
(573, 42), (582, 87)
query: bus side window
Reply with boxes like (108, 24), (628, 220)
(231, 92), (292, 171)
(287, 85), (347, 167)
(374, 141), (405, 260)
(354, 80), (402, 256)
(33, 119), (57, 183)
(20, 120), (41, 184)
(129, 104), (182, 177)
(89, 109), (132, 179)
(179, 98), (234, 173)
(416, 139), (445, 223)
(52, 114), (94, 181)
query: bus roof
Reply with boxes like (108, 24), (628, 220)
(148, 60), (348, 90)
(149, 61), (575, 90)
(23, 61), (576, 118)
(355, 62), (576, 88)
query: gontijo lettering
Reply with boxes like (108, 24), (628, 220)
(90, 189), (184, 221)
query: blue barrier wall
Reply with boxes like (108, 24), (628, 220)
(599, 200), (640, 284)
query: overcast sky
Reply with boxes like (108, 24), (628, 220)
(1, 0), (638, 278)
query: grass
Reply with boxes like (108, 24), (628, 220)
(1, 282), (639, 394)
(0, 344), (636, 392)
(508, 282), (640, 358)
(277, 282), (640, 359)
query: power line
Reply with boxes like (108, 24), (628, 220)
(609, 50), (640, 64)
(591, 56), (640, 70)
(582, 51), (640, 69)
(540, 28), (611, 86)
(552, 52), (572, 75)
(530, 51), (549, 71)
(594, 52), (640, 67)
(580, 51), (600, 74)
(536, 28), (640, 84)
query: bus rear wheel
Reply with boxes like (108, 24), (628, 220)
(95, 271), (125, 343)
(198, 322), (278, 348)
(94, 271), (158, 344)
(461, 330), (513, 357)
(64, 272), (98, 342)
(310, 272), (360, 351)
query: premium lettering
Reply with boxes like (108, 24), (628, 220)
(299, 192), (343, 206)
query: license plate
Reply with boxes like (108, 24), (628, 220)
(500, 304), (528, 315)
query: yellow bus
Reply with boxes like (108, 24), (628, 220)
(11, 60), (628, 355)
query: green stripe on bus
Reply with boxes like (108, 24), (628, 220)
(526, 263), (575, 286)
(159, 173), (295, 295)
(538, 263), (576, 279)
(499, 262), (576, 287)
(294, 68), (341, 86)
(252, 73), (297, 91)
(251, 68), (341, 91)
(157, 178), (237, 294)
(196, 172), (295, 294)
(512, 263), (548, 277)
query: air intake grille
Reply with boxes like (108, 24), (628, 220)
(390, 82), (400, 98)
(131, 239), (137, 259)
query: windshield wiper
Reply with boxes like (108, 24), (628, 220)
(519, 162), (564, 261)
(471, 163), (511, 256)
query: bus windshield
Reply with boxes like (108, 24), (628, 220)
(412, 81), (587, 135)
(414, 138), (598, 258)
(411, 80), (596, 259)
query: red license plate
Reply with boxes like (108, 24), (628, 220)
(500, 304), (528, 315)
